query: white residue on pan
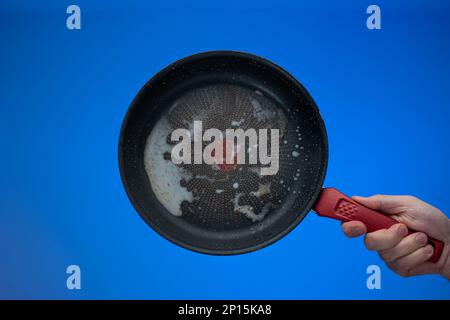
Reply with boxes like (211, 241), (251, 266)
(193, 174), (217, 183)
(292, 151), (300, 157)
(143, 116), (193, 216)
(233, 182), (239, 189)
(232, 193), (271, 222)
(250, 97), (276, 121)
(249, 166), (262, 177)
(215, 189), (225, 194)
(250, 182), (271, 198)
(254, 90), (264, 96)
(231, 118), (245, 126)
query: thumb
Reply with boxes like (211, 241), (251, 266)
(352, 195), (410, 215)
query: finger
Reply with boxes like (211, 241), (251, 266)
(364, 223), (408, 251)
(387, 245), (434, 276)
(352, 195), (417, 215)
(341, 221), (367, 238)
(378, 232), (428, 262)
(405, 261), (440, 277)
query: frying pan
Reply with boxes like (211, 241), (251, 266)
(118, 51), (443, 262)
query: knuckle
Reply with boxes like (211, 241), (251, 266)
(386, 262), (397, 272)
(395, 258), (409, 270)
(405, 195), (418, 202)
(397, 269), (410, 278)
(379, 251), (393, 262)
(388, 261), (410, 277)
(406, 207), (418, 215)
(364, 235), (377, 250)
(373, 194), (386, 203)
(395, 260), (406, 269)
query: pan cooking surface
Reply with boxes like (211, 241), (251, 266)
(144, 83), (312, 231)
(119, 51), (328, 254)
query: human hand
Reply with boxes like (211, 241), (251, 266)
(342, 195), (450, 279)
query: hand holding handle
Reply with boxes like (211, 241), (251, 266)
(313, 188), (444, 263)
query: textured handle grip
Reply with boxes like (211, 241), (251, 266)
(313, 188), (444, 263)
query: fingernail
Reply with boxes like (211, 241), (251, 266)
(398, 225), (408, 237)
(415, 233), (427, 245)
(425, 245), (434, 255)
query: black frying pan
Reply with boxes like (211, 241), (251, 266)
(118, 51), (443, 261)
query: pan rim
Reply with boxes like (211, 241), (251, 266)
(118, 50), (329, 255)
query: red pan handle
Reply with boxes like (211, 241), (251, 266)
(313, 188), (444, 263)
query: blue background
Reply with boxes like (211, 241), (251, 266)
(1, 0), (450, 299)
